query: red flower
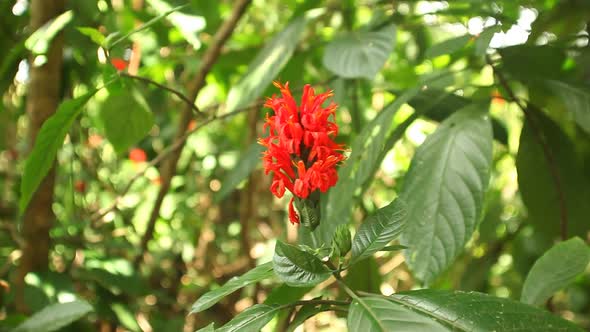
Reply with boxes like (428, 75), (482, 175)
(259, 82), (346, 225)
(129, 148), (147, 163)
(110, 58), (128, 71)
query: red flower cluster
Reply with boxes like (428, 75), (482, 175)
(259, 82), (346, 225)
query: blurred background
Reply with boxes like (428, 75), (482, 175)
(0, 0), (589, 331)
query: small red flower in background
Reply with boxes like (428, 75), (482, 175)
(259, 82), (346, 225)
(110, 57), (128, 71)
(129, 148), (147, 163)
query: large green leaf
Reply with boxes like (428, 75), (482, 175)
(13, 300), (93, 332)
(545, 80), (590, 135)
(516, 108), (590, 238)
(388, 290), (583, 331)
(424, 34), (471, 59)
(521, 237), (590, 306)
(146, 0), (205, 50)
(321, 88), (419, 243)
(216, 304), (281, 332)
(347, 296), (447, 332)
(99, 87), (154, 154)
(191, 262), (274, 313)
(216, 143), (264, 201)
(400, 105), (493, 284)
(273, 241), (330, 287)
(350, 199), (407, 265)
(323, 24), (396, 79)
(20, 90), (98, 212)
(499, 45), (566, 81)
(407, 88), (508, 145)
(225, 10), (320, 113)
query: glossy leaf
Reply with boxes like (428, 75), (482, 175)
(216, 143), (264, 201)
(347, 296), (446, 332)
(20, 90), (98, 212)
(350, 199), (407, 264)
(388, 289), (583, 331)
(545, 80), (590, 135)
(191, 262), (274, 313)
(323, 24), (396, 79)
(225, 10), (320, 113)
(13, 300), (93, 332)
(516, 108), (590, 238)
(99, 87), (154, 154)
(273, 241), (330, 287)
(400, 105), (493, 284)
(216, 304), (280, 332)
(521, 237), (590, 306)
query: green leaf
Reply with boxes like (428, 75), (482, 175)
(407, 88), (508, 145)
(388, 289), (583, 331)
(287, 303), (332, 332)
(348, 296), (446, 332)
(216, 304), (281, 332)
(323, 24), (396, 79)
(13, 300), (93, 332)
(191, 262), (274, 313)
(99, 87), (154, 154)
(195, 323), (215, 332)
(106, 4), (188, 49)
(331, 224), (352, 258)
(216, 143), (264, 201)
(545, 80), (590, 135)
(225, 10), (319, 113)
(322, 88), (419, 243)
(273, 241), (330, 287)
(350, 199), (407, 265)
(516, 108), (590, 238)
(344, 257), (381, 294)
(146, 0), (205, 50)
(521, 237), (590, 306)
(379, 244), (407, 252)
(111, 303), (140, 332)
(400, 105), (493, 284)
(424, 34), (471, 59)
(499, 45), (566, 81)
(25, 10), (73, 56)
(76, 27), (105, 46)
(20, 90), (98, 212)
(474, 26), (500, 56)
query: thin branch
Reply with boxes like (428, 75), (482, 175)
(487, 55), (568, 240)
(133, 0), (252, 268)
(119, 72), (203, 116)
(89, 103), (258, 223)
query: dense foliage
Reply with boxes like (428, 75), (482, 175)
(1, 0), (590, 331)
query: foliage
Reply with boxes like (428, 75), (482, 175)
(1, 0), (589, 331)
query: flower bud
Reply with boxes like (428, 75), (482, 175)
(331, 224), (351, 258)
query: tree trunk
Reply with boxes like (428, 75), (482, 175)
(15, 0), (65, 313)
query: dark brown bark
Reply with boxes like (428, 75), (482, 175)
(15, 0), (65, 313)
